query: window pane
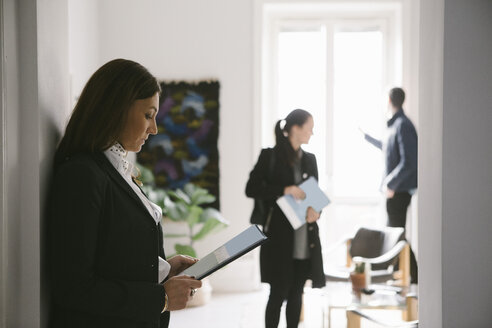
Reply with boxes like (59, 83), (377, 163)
(277, 29), (326, 185)
(333, 30), (384, 198)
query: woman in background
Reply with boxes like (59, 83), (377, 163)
(245, 109), (325, 328)
(48, 58), (201, 328)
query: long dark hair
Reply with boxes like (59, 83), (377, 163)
(274, 109), (312, 166)
(54, 59), (161, 167)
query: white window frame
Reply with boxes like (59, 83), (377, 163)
(254, 0), (402, 198)
(253, 0), (419, 151)
(328, 17), (391, 203)
(253, 0), (420, 251)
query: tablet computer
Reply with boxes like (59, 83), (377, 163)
(180, 225), (268, 280)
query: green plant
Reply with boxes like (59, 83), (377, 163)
(136, 164), (229, 258)
(354, 261), (365, 274)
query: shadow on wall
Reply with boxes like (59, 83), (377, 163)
(41, 116), (62, 327)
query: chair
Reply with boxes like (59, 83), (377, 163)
(324, 226), (411, 286)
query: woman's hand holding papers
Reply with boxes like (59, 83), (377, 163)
(284, 185), (306, 200)
(306, 206), (320, 223)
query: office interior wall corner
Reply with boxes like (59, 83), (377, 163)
(3, 0), (40, 326)
(37, 1), (70, 327)
(0, 0), (6, 326)
(0, 0), (70, 327)
(1, 0), (24, 326)
(418, 0), (444, 326)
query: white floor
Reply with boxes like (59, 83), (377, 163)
(169, 282), (403, 328)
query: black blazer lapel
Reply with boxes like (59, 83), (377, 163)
(300, 150), (317, 181)
(93, 152), (157, 225)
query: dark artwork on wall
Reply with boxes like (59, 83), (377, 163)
(137, 80), (220, 209)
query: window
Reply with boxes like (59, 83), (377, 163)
(277, 27), (327, 189)
(257, 2), (403, 261)
(332, 29), (384, 198)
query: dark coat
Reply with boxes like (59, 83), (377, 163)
(364, 108), (418, 192)
(245, 147), (325, 289)
(48, 152), (169, 328)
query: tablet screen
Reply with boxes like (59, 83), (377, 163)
(180, 225), (267, 280)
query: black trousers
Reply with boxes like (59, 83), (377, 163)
(265, 259), (310, 328)
(386, 192), (418, 283)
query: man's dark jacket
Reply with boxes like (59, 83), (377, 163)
(365, 108), (418, 192)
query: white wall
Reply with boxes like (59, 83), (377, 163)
(37, 0), (71, 325)
(419, 0), (492, 327)
(418, 0), (444, 326)
(441, 0), (492, 326)
(68, 0), (99, 110)
(3, 1), (41, 326)
(1, 0), (70, 327)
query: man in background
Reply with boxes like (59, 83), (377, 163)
(361, 87), (418, 283)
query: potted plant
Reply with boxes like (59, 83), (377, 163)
(137, 164), (229, 255)
(350, 261), (367, 296)
(161, 183), (229, 257)
(136, 164), (229, 306)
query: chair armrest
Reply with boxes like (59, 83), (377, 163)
(407, 293), (418, 299)
(352, 240), (407, 265)
(347, 307), (418, 327)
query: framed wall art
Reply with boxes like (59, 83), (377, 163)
(137, 80), (220, 209)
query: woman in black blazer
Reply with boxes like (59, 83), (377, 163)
(48, 59), (201, 328)
(246, 109), (325, 328)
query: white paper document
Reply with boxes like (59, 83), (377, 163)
(180, 225), (267, 280)
(276, 177), (330, 230)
